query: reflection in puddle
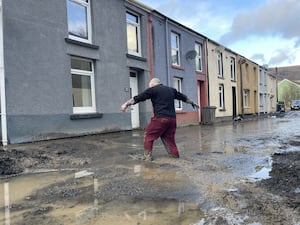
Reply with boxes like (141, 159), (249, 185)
(1, 170), (204, 225)
(249, 167), (271, 180)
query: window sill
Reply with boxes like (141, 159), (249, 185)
(126, 53), (147, 62)
(70, 113), (103, 120)
(176, 109), (187, 114)
(195, 70), (204, 75)
(172, 65), (184, 70)
(65, 38), (99, 49)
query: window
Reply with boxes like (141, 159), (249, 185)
(217, 52), (223, 77)
(67, 0), (92, 43)
(219, 84), (225, 109)
(126, 11), (141, 56)
(171, 32), (180, 66)
(230, 57), (236, 80)
(173, 77), (182, 109)
(71, 57), (96, 113)
(195, 43), (203, 71)
(243, 89), (249, 107)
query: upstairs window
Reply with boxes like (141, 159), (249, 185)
(67, 0), (92, 43)
(217, 52), (223, 77)
(126, 11), (141, 56)
(230, 57), (236, 81)
(171, 32), (180, 66)
(195, 43), (203, 72)
(71, 57), (96, 114)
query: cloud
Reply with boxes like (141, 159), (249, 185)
(268, 49), (296, 66)
(251, 53), (266, 64)
(152, 0), (233, 39)
(219, 0), (300, 44)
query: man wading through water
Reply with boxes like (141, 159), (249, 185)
(121, 78), (199, 161)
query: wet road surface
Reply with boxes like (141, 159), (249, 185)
(0, 111), (299, 224)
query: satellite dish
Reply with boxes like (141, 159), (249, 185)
(185, 50), (197, 60)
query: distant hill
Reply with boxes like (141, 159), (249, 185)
(268, 65), (300, 85)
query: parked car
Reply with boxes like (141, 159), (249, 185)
(276, 101), (285, 112)
(291, 100), (300, 110)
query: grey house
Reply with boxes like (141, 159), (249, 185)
(150, 11), (208, 125)
(0, 0), (152, 144)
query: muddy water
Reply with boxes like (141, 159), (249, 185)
(0, 170), (204, 225)
(0, 111), (300, 224)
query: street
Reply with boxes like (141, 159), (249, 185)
(0, 111), (299, 225)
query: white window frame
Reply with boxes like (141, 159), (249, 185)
(195, 43), (203, 72)
(171, 32), (180, 66)
(173, 77), (182, 109)
(219, 84), (225, 109)
(217, 52), (223, 77)
(243, 89), (249, 108)
(230, 57), (236, 81)
(71, 57), (96, 114)
(126, 11), (141, 56)
(67, 0), (92, 44)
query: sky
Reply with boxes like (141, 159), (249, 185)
(137, 0), (300, 67)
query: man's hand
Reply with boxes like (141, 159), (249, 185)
(121, 103), (128, 112)
(186, 98), (199, 109)
(191, 102), (199, 109)
(121, 98), (135, 112)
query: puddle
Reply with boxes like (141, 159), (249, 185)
(0, 170), (204, 225)
(249, 166), (271, 180)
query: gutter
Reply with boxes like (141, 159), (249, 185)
(0, 0), (8, 146)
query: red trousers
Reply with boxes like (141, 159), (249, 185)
(144, 117), (179, 157)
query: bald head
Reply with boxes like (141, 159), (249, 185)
(149, 78), (161, 87)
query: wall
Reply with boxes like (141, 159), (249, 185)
(206, 41), (238, 120)
(2, 0), (134, 143)
(239, 59), (259, 116)
(151, 13), (206, 125)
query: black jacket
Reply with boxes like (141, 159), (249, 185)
(134, 84), (188, 118)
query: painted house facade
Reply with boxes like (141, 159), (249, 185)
(258, 66), (268, 114)
(0, 0), (155, 144)
(267, 72), (277, 113)
(237, 57), (259, 117)
(206, 40), (238, 121)
(150, 11), (207, 126)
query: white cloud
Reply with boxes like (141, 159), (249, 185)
(138, 0), (300, 66)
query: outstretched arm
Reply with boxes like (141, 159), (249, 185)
(186, 98), (200, 109)
(121, 98), (135, 112)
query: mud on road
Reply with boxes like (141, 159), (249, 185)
(0, 111), (300, 225)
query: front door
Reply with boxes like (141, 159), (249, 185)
(232, 87), (237, 118)
(129, 72), (140, 129)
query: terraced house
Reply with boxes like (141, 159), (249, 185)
(206, 40), (238, 122)
(149, 10), (208, 125)
(0, 0), (276, 145)
(0, 0), (151, 144)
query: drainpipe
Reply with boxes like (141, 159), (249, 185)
(165, 18), (170, 86)
(147, 14), (153, 80)
(239, 57), (246, 118)
(0, 0), (8, 146)
(205, 39), (210, 106)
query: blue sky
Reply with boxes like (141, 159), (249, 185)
(138, 0), (300, 67)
